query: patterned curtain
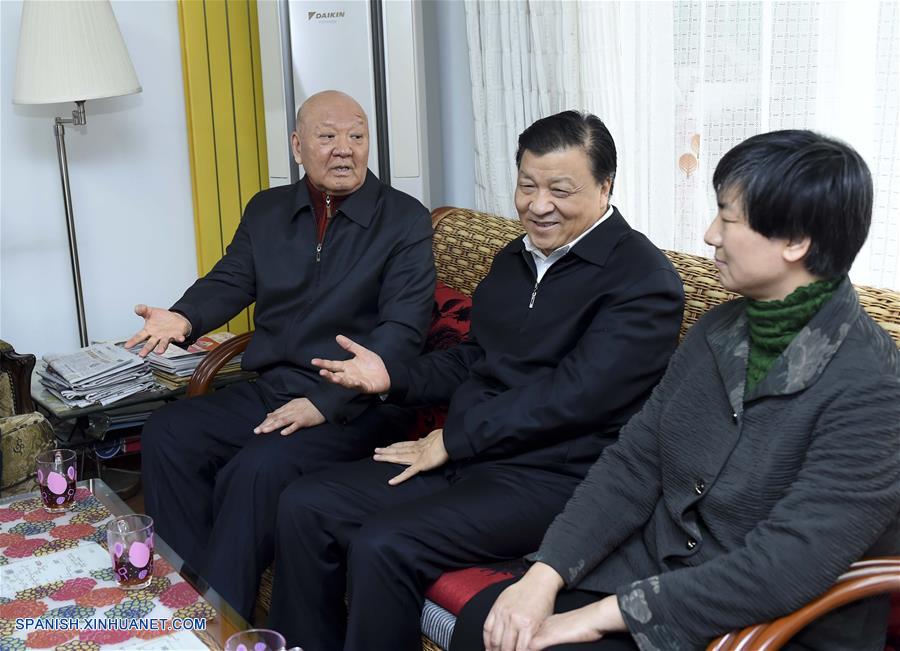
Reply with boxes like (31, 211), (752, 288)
(465, 0), (900, 289)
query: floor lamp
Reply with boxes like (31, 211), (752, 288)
(13, 0), (141, 348)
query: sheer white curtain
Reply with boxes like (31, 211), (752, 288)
(578, 2), (677, 248)
(465, 0), (581, 216)
(465, 0), (900, 289)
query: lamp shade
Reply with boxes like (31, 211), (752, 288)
(13, 0), (141, 105)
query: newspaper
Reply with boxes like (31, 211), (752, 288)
(134, 332), (243, 384)
(40, 343), (158, 408)
(44, 342), (143, 386)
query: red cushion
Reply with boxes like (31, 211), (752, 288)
(406, 282), (472, 440)
(425, 560), (528, 615)
(428, 282), (472, 350)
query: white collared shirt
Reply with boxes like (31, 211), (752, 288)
(523, 205), (614, 282)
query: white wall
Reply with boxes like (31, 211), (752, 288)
(1, 0), (197, 357)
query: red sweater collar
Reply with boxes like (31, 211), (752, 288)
(305, 176), (349, 218)
(305, 176), (352, 242)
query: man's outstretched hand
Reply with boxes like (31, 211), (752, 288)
(312, 335), (390, 394)
(125, 304), (191, 357)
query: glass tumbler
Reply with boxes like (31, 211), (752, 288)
(225, 629), (302, 651)
(106, 514), (155, 590)
(35, 448), (77, 512)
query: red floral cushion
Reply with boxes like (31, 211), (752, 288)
(406, 282), (472, 440)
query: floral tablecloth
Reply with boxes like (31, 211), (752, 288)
(0, 488), (215, 650)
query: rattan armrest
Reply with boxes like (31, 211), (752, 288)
(186, 332), (253, 398)
(706, 557), (900, 651)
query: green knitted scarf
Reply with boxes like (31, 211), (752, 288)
(745, 277), (843, 394)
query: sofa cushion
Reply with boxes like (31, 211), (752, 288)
(1, 412), (55, 495)
(0, 372), (13, 418)
(429, 282), (473, 351)
(407, 282), (472, 440)
(421, 560), (529, 650)
(424, 559), (527, 616)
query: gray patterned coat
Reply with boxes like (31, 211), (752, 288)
(531, 278), (900, 650)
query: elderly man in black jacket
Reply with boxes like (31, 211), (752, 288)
(127, 90), (435, 620)
(266, 111), (686, 651)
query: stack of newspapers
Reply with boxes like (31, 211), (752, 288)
(39, 343), (158, 408)
(139, 332), (242, 390)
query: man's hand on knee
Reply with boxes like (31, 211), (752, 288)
(254, 397), (325, 436)
(373, 429), (449, 485)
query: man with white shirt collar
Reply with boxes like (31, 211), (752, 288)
(267, 111), (685, 651)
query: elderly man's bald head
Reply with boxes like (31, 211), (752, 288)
(291, 90), (370, 196)
(295, 90), (367, 133)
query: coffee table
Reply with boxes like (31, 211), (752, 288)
(0, 478), (248, 650)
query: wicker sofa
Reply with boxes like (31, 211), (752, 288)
(188, 206), (900, 651)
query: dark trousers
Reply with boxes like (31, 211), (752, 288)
(141, 381), (409, 619)
(268, 456), (589, 651)
(450, 578), (639, 651)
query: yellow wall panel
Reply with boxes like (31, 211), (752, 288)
(178, 0), (269, 335)
(204, 0), (240, 237)
(226, 0), (264, 210)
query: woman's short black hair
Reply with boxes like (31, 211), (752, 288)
(516, 111), (617, 194)
(713, 129), (872, 278)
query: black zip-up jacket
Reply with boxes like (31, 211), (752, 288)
(171, 171), (435, 423)
(387, 209), (685, 468)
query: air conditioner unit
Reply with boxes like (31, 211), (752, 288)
(257, 0), (432, 207)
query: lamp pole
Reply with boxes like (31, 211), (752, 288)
(14, 0), (141, 348)
(54, 100), (89, 347)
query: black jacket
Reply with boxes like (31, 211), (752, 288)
(388, 209), (685, 469)
(171, 171), (435, 423)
